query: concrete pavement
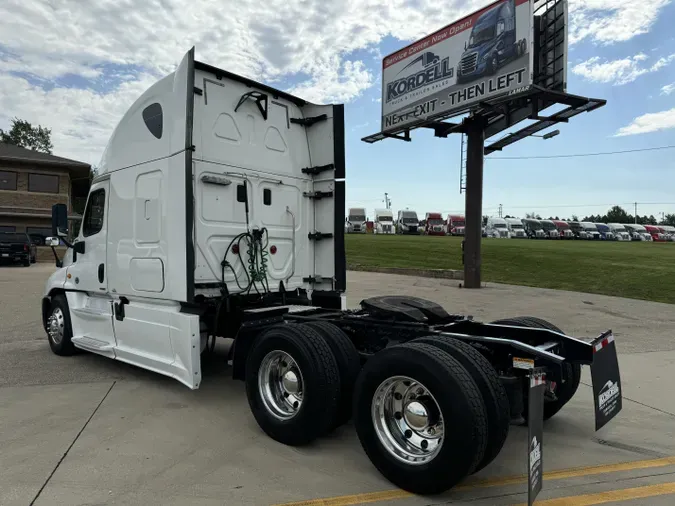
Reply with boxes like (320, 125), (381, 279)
(2, 265), (675, 505)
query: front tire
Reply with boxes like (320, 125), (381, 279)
(353, 342), (488, 495)
(47, 294), (76, 356)
(245, 324), (341, 446)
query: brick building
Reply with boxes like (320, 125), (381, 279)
(0, 143), (91, 245)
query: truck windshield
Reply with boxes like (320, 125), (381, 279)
(0, 233), (27, 243)
(378, 216), (392, 222)
(453, 220), (465, 226)
(428, 219), (443, 225)
(402, 218), (418, 224)
(469, 26), (495, 48)
(541, 222), (556, 231)
(509, 223), (524, 229)
(494, 223), (507, 229)
(349, 215), (366, 222)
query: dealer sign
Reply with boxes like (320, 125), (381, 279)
(380, 0), (533, 132)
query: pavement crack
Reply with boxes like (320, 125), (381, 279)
(580, 381), (675, 418)
(29, 380), (116, 506)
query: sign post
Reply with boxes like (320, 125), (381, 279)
(528, 367), (546, 506)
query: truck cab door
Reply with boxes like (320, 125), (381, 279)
(64, 179), (116, 356)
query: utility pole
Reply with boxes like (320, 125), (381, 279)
(383, 193), (391, 209)
(498, 204), (503, 218)
(634, 202), (638, 224)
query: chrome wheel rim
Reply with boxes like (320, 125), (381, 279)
(48, 307), (65, 344)
(371, 376), (444, 465)
(258, 350), (304, 420)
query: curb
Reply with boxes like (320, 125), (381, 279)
(348, 264), (464, 280)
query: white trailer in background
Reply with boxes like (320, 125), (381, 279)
(346, 207), (368, 233)
(486, 217), (511, 238)
(374, 209), (395, 234)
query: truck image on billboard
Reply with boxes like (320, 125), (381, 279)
(381, 0), (533, 132)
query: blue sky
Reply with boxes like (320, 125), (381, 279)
(1, 0), (674, 220)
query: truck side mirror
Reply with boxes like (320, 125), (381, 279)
(52, 203), (68, 238)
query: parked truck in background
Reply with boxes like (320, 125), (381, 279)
(578, 222), (601, 240)
(594, 223), (615, 241)
(39, 48), (623, 498)
(505, 218), (526, 238)
(374, 209), (395, 234)
(446, 214), (465, 236)
(522, 219), (546, 239)
(486, 217), (510, 238)
(346, 207), (367, 233)
(607, 223), (631, 241)
(540, 220), (560, 239)
(396, 210), (420, 234)
(425, 213), (446, 236)
(552, 220), (575, 239)
(624, 224), (652, 241)
(0, 232), (37, 266)
(644, 225), (666, 242)
(659, 225), (675, 241)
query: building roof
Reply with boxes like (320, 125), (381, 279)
(0, 142), (91, 178)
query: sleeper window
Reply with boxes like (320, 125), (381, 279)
(237, 183), (247, 203)
(142, 103), (163, 139)
(263, 188), (271, 206)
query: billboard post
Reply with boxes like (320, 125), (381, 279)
(463, 115), (486, 288)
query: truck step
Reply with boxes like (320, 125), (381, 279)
(71, 336), (114, 352)
(71, 307), (111, 318)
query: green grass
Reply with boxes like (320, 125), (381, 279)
(346, 234), (675, 304)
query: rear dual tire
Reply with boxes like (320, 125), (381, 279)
(245, 322), (360, 446)
(353, 342), (489, 495)
(490, 316), (582, 421)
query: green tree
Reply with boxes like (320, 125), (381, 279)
(0, 118), (53, 153)
(605, 206), (630, 223)
(664, 214), (675, 226)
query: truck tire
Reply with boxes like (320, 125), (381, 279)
(47, 294), (76, 356)
(302, 321), (361, 429)
(23, 258), (30, 267)
(353, 342), (488, 495)
(412, 336), (510, 473)
(245, 324), (341, 446)
(490, 317), (582, 421)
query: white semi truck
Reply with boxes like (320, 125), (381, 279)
(374, 208), (395, 234)
(41, 48), (622, 496)
(505, 218), (527, 238)
(485, 217), (511, 238)
(346, 207), (367, 233)
(396, 210), (420, 234)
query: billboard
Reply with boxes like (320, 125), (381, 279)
(381, 0), (533, 132)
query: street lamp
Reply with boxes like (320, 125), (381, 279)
(531, 129), (560, 140)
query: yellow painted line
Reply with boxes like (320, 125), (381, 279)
(272, 456), (675, 506)
(518, 481), (675, 505)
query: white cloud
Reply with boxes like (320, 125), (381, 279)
(662, 83), (675, 95)
(0, 0), (671, 164)
(614, 108), (675, 136)
(572, 53), (675, 85)
(287, 58), (373, 104)
(568, 0), (673, 45)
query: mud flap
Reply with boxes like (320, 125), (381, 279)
(590, 331), (622, 431)
(528, 368), (545, 506)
